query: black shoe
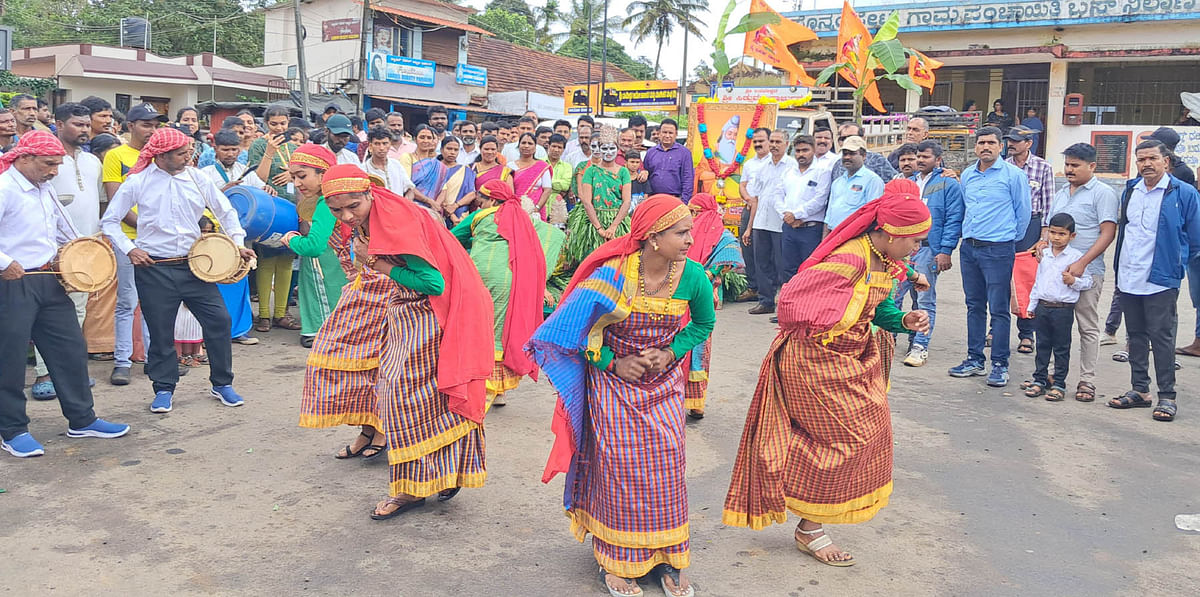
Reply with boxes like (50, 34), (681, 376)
(748, 304), (776, 315)
(300, 336), (314, 348)
(770, 316), (779, 324)
(110, 366), (131, 386)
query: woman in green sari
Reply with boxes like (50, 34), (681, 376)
(281, 144), (349, 348)
(565, 124), (631, 266)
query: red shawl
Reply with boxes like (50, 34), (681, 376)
(325, 164), (494, 424)
(686, 192), (725, 264)
(479, 179), (546, 378)
(800, 179), (931, 281)
(562, 194), (691, 299)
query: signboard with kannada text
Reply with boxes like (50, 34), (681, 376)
(322, 18), (360, 42)
(367, 52), (435, 88)
(563, 80), (680, 115)
(455, 63), (487, 88)
(713, 86), (810, 104)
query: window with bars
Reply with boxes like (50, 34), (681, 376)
(1068, 63), (1200, 125)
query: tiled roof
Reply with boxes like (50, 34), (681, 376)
(471, 37), (635, 97)
(77, 55), (197, 80)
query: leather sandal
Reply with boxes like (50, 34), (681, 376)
(334, 430), (373, 459)
(1075, 381), (1096, 402)
(370, 496), (425, 520)
(273, 315), (302, 330)
(795, 525), (855, 567)
(255, 317), (271, 333)
(1153, 398), (1177, 422)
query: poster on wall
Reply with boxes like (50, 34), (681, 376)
(322, 18), (360, 42)
(1092, 131), (1131, 177)
(367, 52), (435, 87)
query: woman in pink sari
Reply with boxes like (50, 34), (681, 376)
(503, 132), (551, 220)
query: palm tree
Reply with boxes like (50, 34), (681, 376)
(532, 0), (560, 49)
(622, 0), (708, 77)
(555, 0), (624, 45)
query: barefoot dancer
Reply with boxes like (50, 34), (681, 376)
(319, 164), (494, 520)
(527, 195), (715, 597)
(723, 181), (933, 567)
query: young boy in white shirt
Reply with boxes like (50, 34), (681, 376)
(1025, 212), (1093, 401)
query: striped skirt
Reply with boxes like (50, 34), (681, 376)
(723, 321), (895, 529)
(684, 338), (711, 411)
(486, 356), (523, 407)
(378, 286), (486, 498)
(571, 310), (690, 578)
(299, 272), (393, 430)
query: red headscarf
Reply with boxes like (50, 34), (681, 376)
(0, 131), (66, 173)
(686, 193), (724, 264)
(290, 143), (336, 171)
(130, 127), (189, 175)
(478, 178), (547, 379)
(563, 194), (691, 299)
(799, 179), (931, 280)
(323, 164), (494, 424)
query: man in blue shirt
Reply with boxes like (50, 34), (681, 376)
(824, 136), (884, 230)
(949, 126), (1032, 387)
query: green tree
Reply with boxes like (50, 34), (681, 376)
(483, 0), (535, 24)
(556, 0), (624, 44)
(622, 0), (706, 78)
(556, 35), (653, 80)
(531, 0), (560, 49)
(1, 0), (270, 66)
(469, 8), (543, 49)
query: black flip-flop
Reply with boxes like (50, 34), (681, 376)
(334, 431), (372, 459)
(1108, 390), (1152, 409)
(361, 443), (388, 461)
(437, 488), (461, 502)
(370, 497), (425, 520)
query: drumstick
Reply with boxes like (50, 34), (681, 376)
(26, 255), (185, 275)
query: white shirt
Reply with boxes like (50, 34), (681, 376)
(502, 142), (547, 163)
(749, 154), (797, 232)
(0, 167), (77, 270)
(1027, 244), (1093, 312)
(363, 157), (415, 196)
(52, 148), (104, 235)
(814, 151), (839, 171)
(101, 163), (245, 258)
(325, 144), (362, 166)
(914, 170), (936, 201)
(1117, 176), (1170, 296)
(563, 139), (588, 165)
(778, 164), (832, 224)
(740, 154), (769, 196)
(200, 162), (266, 189)
(457, 146), (480, 166)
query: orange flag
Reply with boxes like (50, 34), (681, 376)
(743, 0), (818, 86)
(835, 1), (871, 88)
(908, 49), (943, 91)
(862, 74), (887, 113)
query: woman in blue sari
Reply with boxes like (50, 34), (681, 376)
(399, 124), (448, 218)
(437, 136), (477, 225)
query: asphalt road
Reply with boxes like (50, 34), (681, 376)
(3, 272), (1199, 596)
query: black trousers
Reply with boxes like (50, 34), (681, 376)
(1122, 288), (1179, 400)
(780, 223), (824, 281)
(1032, 303), (1075, 388)
(0, 275), (96, 440)
(1105, 289), (1123, 337)
(740, 209), (757, 291)
(135, 261), (233, 393)
(752, 229), (783, 307)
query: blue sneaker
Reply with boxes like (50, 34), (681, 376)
(211, 385), (244, 407)
(1, 432), (45, 458)
(150, 391), (174, 413)
(987, 363), (1010, 387)
(67, 418), (130, 439)
(948, 359), (986, 378)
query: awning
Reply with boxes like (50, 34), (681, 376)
(358, 2), (493, 36)
(369, 95), (502, 116)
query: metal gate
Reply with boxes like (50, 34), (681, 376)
(1000, 78), (1049, 121)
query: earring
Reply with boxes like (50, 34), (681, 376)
(652, 242), (660, 251)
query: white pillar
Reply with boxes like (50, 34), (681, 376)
(905, 86), (921, 113)
(1047, 60), (1068, 172)
(988, 68), (1004, 109)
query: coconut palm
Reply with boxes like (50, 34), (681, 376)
(622, 0), (708, 77)
(555, 0), (625, 45)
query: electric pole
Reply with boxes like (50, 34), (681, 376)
(293, 0), (311, 121)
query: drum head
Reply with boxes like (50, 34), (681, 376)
(189, 234), (241, 283)
(58, 237), (116, 292)
(221, 256), (253, 284)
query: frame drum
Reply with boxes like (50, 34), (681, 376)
(188, 233), (242, 283)
(54, 237), (116, 292)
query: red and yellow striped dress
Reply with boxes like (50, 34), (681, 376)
(724, 236), (898, 528)
(379, 286), (486, 498)
(299, 234), (393, 431)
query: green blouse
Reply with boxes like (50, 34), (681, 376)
(589, 259), (716, 370)
(581, 165), (631, 209)
(287, 198), (338, 258)
(386, 255), (445, 296)
(872, 286), (909, 334)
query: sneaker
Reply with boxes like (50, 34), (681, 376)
(67, 418), (131, 439)
(232, 335), (260, 345)
(987, 363), (1010, 387)
(903, 347), (929, 367)
(1099, 333), (1118, 346)
(211, 385), (244, 407)
(1, 432), (45, 458)
(110, 366), (131, 386)
(150, 391), (174, 414)
(948, 359), (986, 377)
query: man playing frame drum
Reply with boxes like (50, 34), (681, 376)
(101, 127), (253, 414)
(0, 132), (130, 458)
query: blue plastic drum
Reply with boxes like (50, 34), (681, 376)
(223, 185), (298, 248)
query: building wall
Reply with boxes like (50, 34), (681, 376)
(263, 0), (362, 77)
(1054, 124), (1200, 177)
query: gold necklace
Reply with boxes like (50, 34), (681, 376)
(865, 235), (900, 276)
(639, 254), (676, 297)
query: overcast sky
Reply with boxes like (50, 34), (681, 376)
(462, 0), (825, 83)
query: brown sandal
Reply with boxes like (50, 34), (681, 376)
(255, 317), (271, 332)
(273, 315), (301, 330)
(1075, 381), (1096, 402)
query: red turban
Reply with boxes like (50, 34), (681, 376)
(0, 131), (66, 173)
(323, 163), (495, 424)
(799, 179), (931, 280)
(686, 192), (724, 264)
(563, 194), (690, 299)
(130, 127), (189, 175)
(478, 179), (516, 202)
(290, 143), (336, 171)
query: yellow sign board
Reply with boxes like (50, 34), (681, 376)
(563, 80), (680, 115)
